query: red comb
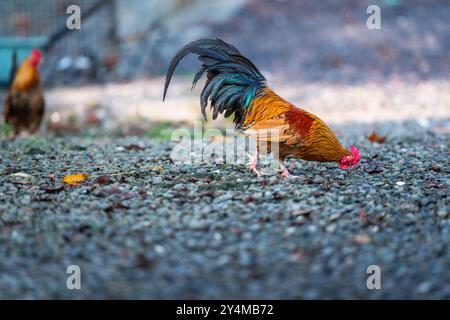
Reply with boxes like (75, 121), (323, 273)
(350, 146), (362, 164)
(29, 49), (42, 66)
(31, 49), (42, 58)
(339, 146), (362, 170)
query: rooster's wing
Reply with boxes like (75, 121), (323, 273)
(243, 108), (316, 148)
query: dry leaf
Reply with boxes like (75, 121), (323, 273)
(430, 165), (442, 173)
(62, 173), (89, 186)
(292, 209), (313, 217)
(104, 202), (130, 213)
(12, 180), (31, 185)
(365, 166), (384, 174)
(353, 235), (372, 244)
(43, 185), (64, 194)
(47, 122), (81, 134)
(94, 175), (113, 185)
(368, 131), (387, 143)
(135, 253), (153, 269)
(147, 165), (163, 171)
(124, 144), (144, 151)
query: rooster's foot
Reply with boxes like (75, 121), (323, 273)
(279, 160), (298, 179)
(250, 164), (261, 177)
(281, 169), (298, 179)
(248, 150), (260, 177)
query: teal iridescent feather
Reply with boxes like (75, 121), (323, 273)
(163, 39), (266, 128)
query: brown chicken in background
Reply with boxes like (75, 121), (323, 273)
(164, 39), (361, 177)
(3, 49), (45, 137)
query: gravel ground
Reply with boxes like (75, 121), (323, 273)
(0, 120), (448, 299)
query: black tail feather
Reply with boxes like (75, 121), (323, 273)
(163, 39), (266, 128)
(8, 50), (18, 88)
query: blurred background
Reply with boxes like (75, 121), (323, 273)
(0, 0), (449, 136)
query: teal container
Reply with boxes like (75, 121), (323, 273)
(0, 36), (49, 86)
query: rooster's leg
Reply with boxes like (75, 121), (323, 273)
(249, 149), (260, 177)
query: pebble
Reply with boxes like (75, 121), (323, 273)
(352, 235), (371, 244)
(326, 224), (337, 233)
(436, 209), (448, 218)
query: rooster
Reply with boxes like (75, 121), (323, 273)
(163, 39), (361, 177)
(3, 49), (45, 137)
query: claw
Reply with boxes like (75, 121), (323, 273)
(248, 150), (260, 177)
(279, 159), (298, 179)
(281, 169), (298, 179)
(281, 169), (291, 178)
(250, 164), (261, 177)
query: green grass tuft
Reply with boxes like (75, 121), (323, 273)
(146, 122), (174, 140)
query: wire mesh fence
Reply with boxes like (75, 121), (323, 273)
(0, 0), (117, 86)
(0, 0), (243, 87)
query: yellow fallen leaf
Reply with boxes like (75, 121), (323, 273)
(62, 173), (89, 186)
(147, 165), (162, 171)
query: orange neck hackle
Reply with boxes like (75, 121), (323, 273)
(11, 49), (42, 91)
(243, 88), (292, 127)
